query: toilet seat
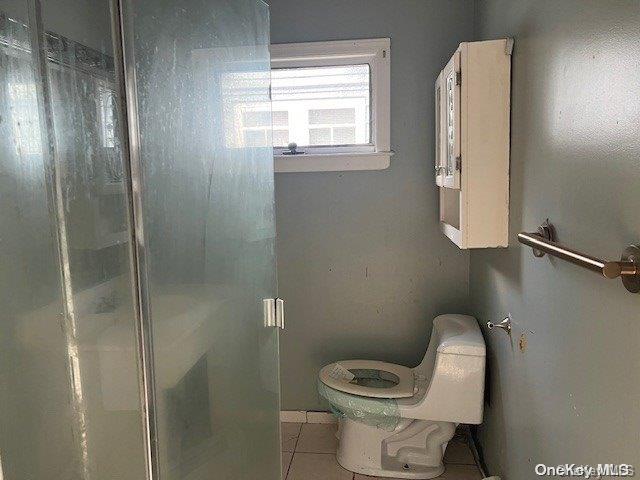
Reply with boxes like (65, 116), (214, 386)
(319, 360), (415, 399)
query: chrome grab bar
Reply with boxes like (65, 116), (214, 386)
(518, 220), (640, 293)
(517, 233), (637, 279)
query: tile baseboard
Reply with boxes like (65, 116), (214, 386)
(280, 410), (337, 424)
(280, 410), (307, 423)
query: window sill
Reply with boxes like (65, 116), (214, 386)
(274, 151), (393, 173)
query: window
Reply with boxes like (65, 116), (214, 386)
(271, 38), (392, 172)
(217, 66), (272, 149)
(238, 109), (289, 147)
(271, 65), (370, 148)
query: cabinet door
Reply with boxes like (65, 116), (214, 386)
(434, 71), (446, 186)
(442, 50), (461, 189)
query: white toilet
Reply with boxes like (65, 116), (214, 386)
(318, 314), (486, 479)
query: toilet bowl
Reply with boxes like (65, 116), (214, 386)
(318, 314), (486, 479)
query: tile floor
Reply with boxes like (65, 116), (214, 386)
(281, 422), (483, 480)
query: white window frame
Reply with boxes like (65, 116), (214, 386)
(271, 38), (392, 173)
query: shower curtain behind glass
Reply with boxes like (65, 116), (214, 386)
(0, 2), (146, 478)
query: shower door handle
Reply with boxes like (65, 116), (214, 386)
(275, 298), (285, 330)
(263, 298), (285, 329)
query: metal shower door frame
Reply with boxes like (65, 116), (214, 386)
(109, 1), (159, 479)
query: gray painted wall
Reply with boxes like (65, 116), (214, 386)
(270, 0), (474, 410)
(471, 1), (640, 478)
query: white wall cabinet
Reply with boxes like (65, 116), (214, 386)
(435, 39), (512, 248)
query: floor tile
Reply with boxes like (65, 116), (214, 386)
(439, 464), (483, 479)
(295, 423), (338, 454)
(282, 452), (293, 477)
(354, 475), (403, 479)
(307, 411), (338, 424)
(287, 453), (353, 480)
(443, 437), (476, 465)
(281, 422), (302, 452)
(353, 463), (481, 480)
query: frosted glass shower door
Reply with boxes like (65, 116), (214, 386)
(119, 1), (281, 479)
(0, 1), (147, 479)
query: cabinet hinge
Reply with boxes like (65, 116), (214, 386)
(263, 298), (285, 329)
(455, 71), (462, 86)
(455, 156), (462, 171)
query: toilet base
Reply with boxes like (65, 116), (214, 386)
(336, 417), (456, 479)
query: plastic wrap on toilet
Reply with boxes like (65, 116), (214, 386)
(317, 379), (400, 431)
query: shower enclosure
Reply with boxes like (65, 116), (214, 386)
(0, 1), (280, 479)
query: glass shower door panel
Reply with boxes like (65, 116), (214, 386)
(39, 1), (148, 478)
(121, 1), (280, 479)
(0, 1), (147, 479)
(0, 5), (79, 477)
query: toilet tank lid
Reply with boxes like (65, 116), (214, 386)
(434, 314), (486, 357)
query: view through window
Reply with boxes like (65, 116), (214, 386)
(260, 64), (371, 148)
(270, 64), (370, 147)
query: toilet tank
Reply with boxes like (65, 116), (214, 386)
(403, 314), (486, 424)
